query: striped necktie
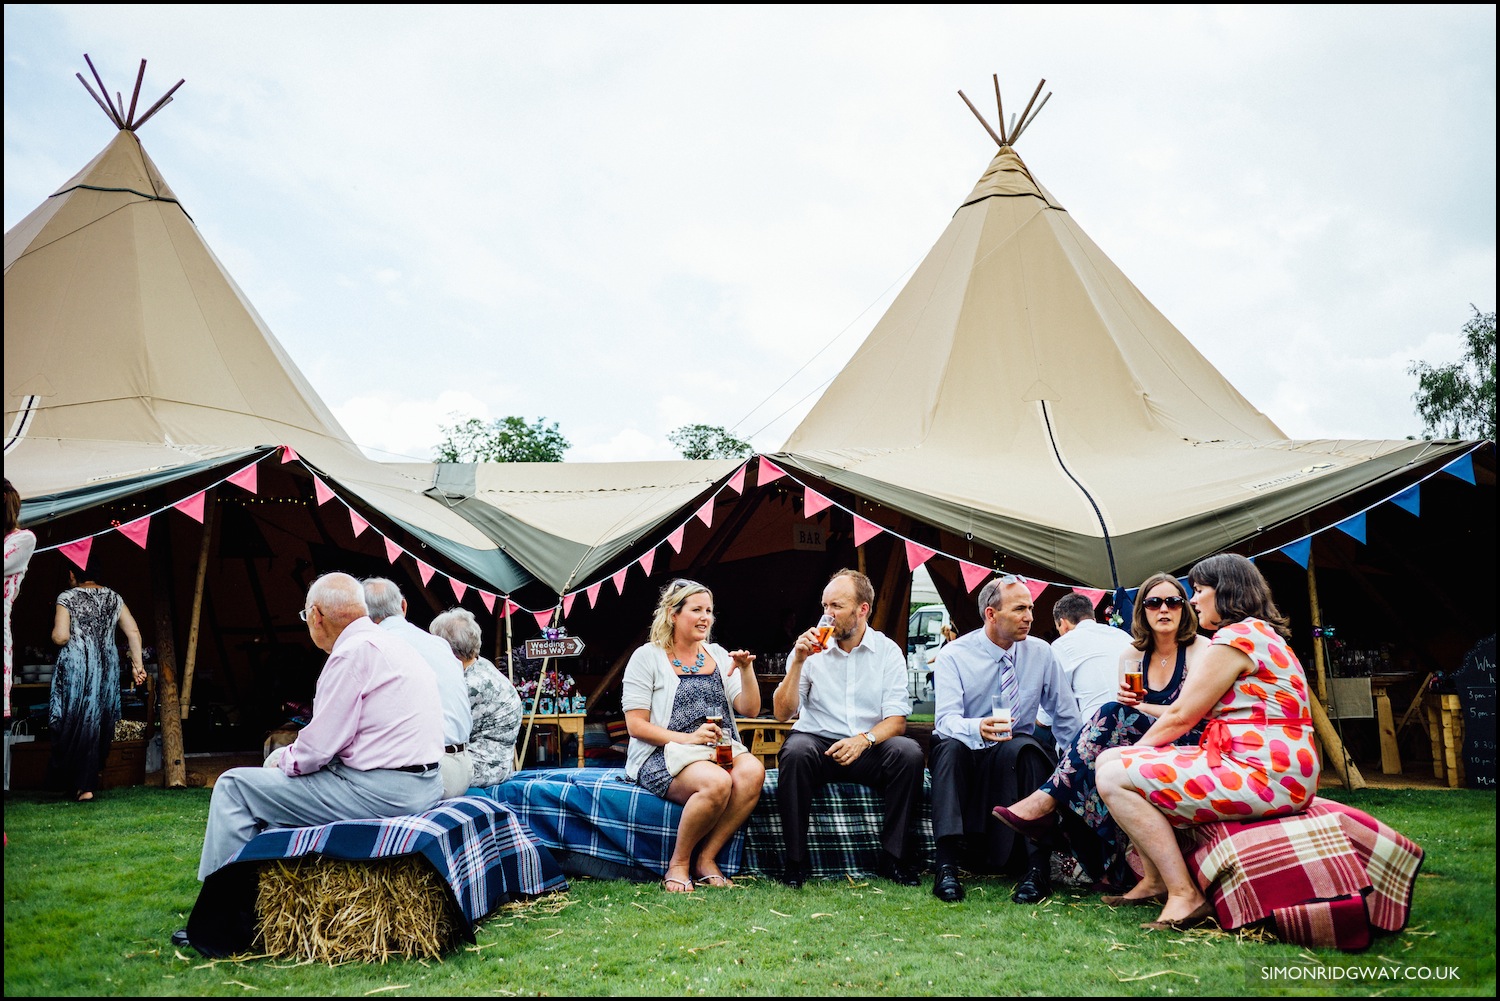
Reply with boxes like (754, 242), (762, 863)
(998, 649), (1019, 709)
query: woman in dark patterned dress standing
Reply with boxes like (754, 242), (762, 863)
(49, 575), (147, 800)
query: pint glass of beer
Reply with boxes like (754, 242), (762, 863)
(813, 613), (836, 652)
(1124, 671), (1145, 697)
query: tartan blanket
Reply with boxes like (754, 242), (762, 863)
(186, 796), (567, 958)
(481, 768), (747, 879)
(742, 769), (936, 879)
(481, 767), (938, 881)
(1185, 797), (1423, 950)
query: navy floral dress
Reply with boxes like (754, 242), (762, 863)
(636, 674), (739, 798)
(1038, 645), (1201, 885)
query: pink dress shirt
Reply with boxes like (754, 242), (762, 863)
(280, 617), (443, 775)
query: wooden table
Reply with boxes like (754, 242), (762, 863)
(522, 712), (586, 768)
(736, 717), (795, 768)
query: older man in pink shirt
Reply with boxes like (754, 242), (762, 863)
(191, 572), (444, 883)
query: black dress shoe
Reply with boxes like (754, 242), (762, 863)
(782, 860), (808, 889)
(170, 928), (193, 950)
(875, 854), (922, 887)
(1011, 868), (1052, 904)
(932, 863), (965, 902)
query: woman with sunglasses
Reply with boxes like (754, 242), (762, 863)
(621, 579), (765, 892)
(992, 572), (1210, 890)
(1095, 554), (1318, 930)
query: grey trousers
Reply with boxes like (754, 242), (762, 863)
(197, 759), (442, 880)
(440, 748), (474, 798)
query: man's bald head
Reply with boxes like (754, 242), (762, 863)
(307, 573), (367, 627)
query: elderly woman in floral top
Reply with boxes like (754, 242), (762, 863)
(431, 608), (523, 787)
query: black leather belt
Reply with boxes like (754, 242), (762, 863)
(396, 762), (439, 773)
(444, 743), (466, 754)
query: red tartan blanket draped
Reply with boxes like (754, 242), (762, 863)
(1182, 797), (1423, 950)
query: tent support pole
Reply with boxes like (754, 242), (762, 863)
(179, 488), (216, 717)
(1305, 554), (1365, 789)
(1306, 556), (1329, 704)
(150, 526), (188, 788)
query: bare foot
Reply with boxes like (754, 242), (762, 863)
(663, 864), (694, 893)
(1151, 891), (1209, 924)
(75, 791), (95, 802)
(692, 860), (732, 887)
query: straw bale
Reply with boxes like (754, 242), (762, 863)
(255, 856), (459, 963)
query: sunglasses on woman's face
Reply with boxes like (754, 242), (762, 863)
(1142, 595), (1185, 610)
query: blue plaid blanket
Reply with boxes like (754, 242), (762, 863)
(480, 768), (747, 880)
(480, 767), (936, 882)
(742, 769), (935, 879)
(186, 796), (567, 957)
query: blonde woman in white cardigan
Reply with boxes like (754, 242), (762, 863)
(622, 579), (763, 892)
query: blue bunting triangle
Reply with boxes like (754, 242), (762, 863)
(1391, 484), (1421, 516)
(1334, 512), (1367, 543)
(1280, 538), (1312, 568)
(1441, 453), (1476, 484)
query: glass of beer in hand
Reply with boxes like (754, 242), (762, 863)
(705, 715), (733, 766)
(813, 613), (836, 652)
(1124, 670), (1145, 697)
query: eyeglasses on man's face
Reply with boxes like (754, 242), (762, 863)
(1142, 595), (1185, 610)
(299, 606), (314, 622)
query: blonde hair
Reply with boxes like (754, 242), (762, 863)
(650, 579), (713, 649)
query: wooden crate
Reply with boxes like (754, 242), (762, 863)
(7, 738), (147, 791)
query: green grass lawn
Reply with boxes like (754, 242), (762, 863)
(3, 784), (1493, 996)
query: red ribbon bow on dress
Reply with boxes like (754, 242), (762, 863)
(1200, 713), (1313, 768)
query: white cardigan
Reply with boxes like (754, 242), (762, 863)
(620, 641), (742, 781)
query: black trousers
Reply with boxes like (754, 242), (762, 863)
(777, 731), (925, 864)
(929, 734), (1058, 875)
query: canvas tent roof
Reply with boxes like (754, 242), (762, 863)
(421, 458), (743, 594)
(4, 129), (536, 595)
(773, 146), (1474, 587)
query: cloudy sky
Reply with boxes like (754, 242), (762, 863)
(5, 5), (1494, 462)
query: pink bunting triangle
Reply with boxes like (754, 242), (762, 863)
(1025, 579), (1050, 602)
(384, 537), (403, 563)
(612, 566), (630, 594)
(533, 609), (555, 631)
(313, 476), (335, 506)
(480, 591), (497, 614)
(757, 456), (785, 485)
(667, 525), (686, 553)
(59, 537), (93, 569)
(853, 515), (883, 547)
(904, 540), (937, 570)
(449, 578), (468, 602)
(726, 465), (747, 495)
(226, 464), (258, 495)
(415, 559), (436, 585)
(505, 600), (519, 617)
(117, 515), (151, 549)
(695, 497), (715, 528)
(639, 548), (656, 577)
(175, 491), (206, 523)
(1073, 586), (1105, 607)
(563, 593), (576, 617)
(804, 488), (833, 518)
(280, 445), (300, 463)
(587, 582), (603, 608)
(348, 507), (370, 537)
(959, 561), (991, 593)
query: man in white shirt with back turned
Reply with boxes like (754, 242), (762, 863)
(363, 577), (473, 797)
(772, 569), (925, 889)
(1050, 592), (1133, 721)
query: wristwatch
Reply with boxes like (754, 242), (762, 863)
(862, 731), (878, 746)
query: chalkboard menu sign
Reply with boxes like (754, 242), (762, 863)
(1456, 634), (1495, 790)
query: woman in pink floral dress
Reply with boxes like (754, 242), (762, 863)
(1096, 553), (1318, 930)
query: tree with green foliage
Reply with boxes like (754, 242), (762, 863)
(435, 415), (570, 462)
(667, 423), (754, 460)
(1408, 306), (1496, 440)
